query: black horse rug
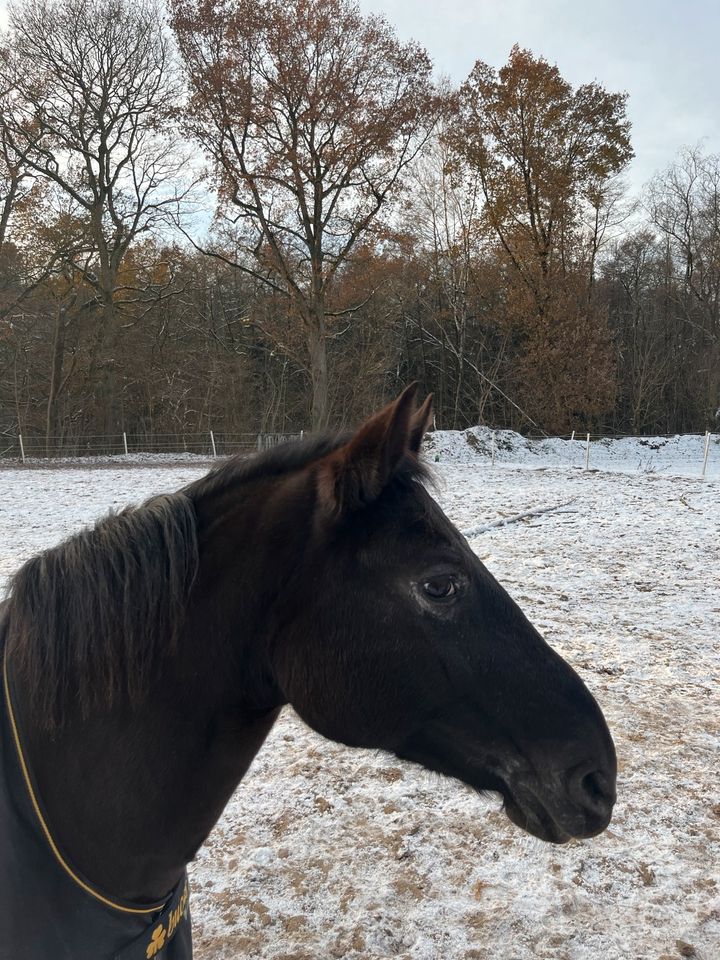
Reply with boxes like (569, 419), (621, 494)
(0, 614), (192, 960)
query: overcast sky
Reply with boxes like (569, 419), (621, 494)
(1, 0), (717, 197)
(360, 0), (720, 195)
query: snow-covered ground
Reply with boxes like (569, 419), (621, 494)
(425, 427), (719, 479)
(0, 450), (718, 960)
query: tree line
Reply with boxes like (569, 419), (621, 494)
(0, 0), (717, 455)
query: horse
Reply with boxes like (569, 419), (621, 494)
(0, 385), (616, 959)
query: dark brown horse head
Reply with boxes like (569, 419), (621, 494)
(270, 385), (616, 843)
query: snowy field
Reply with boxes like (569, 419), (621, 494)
(3, 425), (718, 480)
(0, 449), (718, 960)
(424, 427), (719, 479)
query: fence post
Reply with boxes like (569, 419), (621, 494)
(300, 430), (304, 441)
(570, 430), (575, 442)
(18, 433), (26, 464)
(585, 433), (591, 470)
(491, 430), (496, 468)
(123, 432), (128, 456)
(702, 431), (711, 479)
(257, 434), (263, 451)
(210, 430), (217, 458)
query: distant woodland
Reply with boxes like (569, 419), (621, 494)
(1, 0), (718, 453)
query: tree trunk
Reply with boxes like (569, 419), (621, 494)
(307, 306), (329, 431)
(45, 306), (67, 457)
(97, 282), (118, 434)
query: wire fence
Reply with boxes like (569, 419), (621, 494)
(0, 431), (303, 462)
(0, 428), (716, 480)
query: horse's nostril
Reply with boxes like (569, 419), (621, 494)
(582, 770), (610, 803)
(568, 765), (615, 817)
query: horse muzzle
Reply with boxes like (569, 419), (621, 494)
(501, 756), (617, 843)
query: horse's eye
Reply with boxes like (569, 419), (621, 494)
(422, 576), (458, 601)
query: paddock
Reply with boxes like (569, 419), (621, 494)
(1, 460), (717, 959)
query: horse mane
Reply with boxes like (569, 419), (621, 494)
(184, 431), (431, 500)
(183, 432), (348, 499)
(5, 432), (429, 728)
(5, 493), (199, 727)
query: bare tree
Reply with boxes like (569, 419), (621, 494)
(648, 147), (720, 342)
(0, 137), (33, 257)
(171, 0), (441, 428)
(403, 131), (510, 428)
(0, 0), (189, 333)
(601, 231), (671, 432)
(646, 147), (720, 425)
(0, 123), (79, 312)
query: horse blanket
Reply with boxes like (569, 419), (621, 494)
(0, 611), (192, 960)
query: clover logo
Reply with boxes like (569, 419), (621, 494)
(146, 923), (167, 958)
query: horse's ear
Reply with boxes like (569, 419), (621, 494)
(409, 393), (433, 453)
(317, 383), (421, 516)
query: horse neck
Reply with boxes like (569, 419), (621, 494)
(16, 472), (303, 904)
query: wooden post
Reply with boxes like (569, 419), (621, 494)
(570, 430), (575, 442)
(300, 430), (304, 441)
(18, 433), (26, 464)
(257, 434), (263, 451)
(210, 430), (217, 458)
(585, 433), (591, 470)
(491, 430), (496, 468)
(702, 431), (711, 479)
(123, 432), (128, 456)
